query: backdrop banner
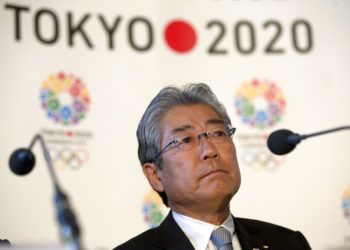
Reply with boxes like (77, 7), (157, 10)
(0, 0), (349, 249)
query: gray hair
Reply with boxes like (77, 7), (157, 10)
(137, 83), (231, 168)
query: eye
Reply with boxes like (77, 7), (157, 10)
(181, 136), (193, 144)
(213, 130), (227, 137)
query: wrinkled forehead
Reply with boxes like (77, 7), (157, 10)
(159, 104), (226, 137)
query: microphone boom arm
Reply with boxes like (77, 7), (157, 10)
(287, 125), (350, 145)
(301, 125), (350, 140)
(28, 134), (61, 192)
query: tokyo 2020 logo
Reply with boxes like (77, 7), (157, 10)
(142, 189), (168, 228)
(342, 185), (350, 224)
(40, 72), (91, 125)
(235, 79), (286, 129)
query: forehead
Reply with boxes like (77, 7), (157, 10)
(159, 104), (222, 132)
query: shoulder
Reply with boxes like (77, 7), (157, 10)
(235, 217), (311, 249)
(0, 239), (11, 246)
(236, 217), (299, 234)
(113, 211), (193, 250)
(113, 227), (159, 250)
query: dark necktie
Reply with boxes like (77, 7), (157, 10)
(210, 227), (233, 250)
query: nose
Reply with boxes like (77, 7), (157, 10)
(199, 137), (219, 161)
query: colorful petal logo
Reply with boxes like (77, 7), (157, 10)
(342, 185), (350, 224)
(40, 72), (91, 125)
(142, 190), (168, 228)
(235, 79), (286, 129)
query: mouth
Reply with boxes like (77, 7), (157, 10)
(200, 169), (228, 179)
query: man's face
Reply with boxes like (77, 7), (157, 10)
(146, 104), (241, 214)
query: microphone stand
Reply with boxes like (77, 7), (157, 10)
(28, 134), (82, 250)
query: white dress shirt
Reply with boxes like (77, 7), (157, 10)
(172, 210), (242, 250)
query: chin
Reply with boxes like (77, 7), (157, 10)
(199, 175), (240, 199)
(206, 184), (236, 199)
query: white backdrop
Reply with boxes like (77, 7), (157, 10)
(0, 0), (350, 249)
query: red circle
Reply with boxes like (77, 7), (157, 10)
(164, 20), (197, 53)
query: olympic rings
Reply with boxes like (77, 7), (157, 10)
(48, 146), (89, 170)
(240, 148), (284, 171)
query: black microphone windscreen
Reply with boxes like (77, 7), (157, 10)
(9, 148), (36, 175)
(267, 129), (296, 155)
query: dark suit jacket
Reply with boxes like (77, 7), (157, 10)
(0, 239), (11, 246)
(113, 211), (311, 250)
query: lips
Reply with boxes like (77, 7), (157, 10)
(200, 169), (228, 179)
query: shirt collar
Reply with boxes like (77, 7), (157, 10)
(172, 210), (235, 250)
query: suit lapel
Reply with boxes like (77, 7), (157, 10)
(234, 216), (267, 250)
(152, 211), (195, 250)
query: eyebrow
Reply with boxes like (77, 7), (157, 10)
(170, 119), (226, 134)
(171, 125), (194, 134)
(207, 118), (225, 125)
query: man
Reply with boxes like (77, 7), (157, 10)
(114, 83), (311, 250)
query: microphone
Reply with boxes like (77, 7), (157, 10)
(9, 148), (36, 175)
(9, 134), (83, 250)
(267, 125), (350, 155)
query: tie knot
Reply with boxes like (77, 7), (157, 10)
(210, 227), (233, 250)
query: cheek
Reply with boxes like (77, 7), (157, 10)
(222, 145), (240, 172)
(161, 157), (197, 186)
(222, 143), (238, 160)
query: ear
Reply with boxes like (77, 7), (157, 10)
(142, 163), (165, 192)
